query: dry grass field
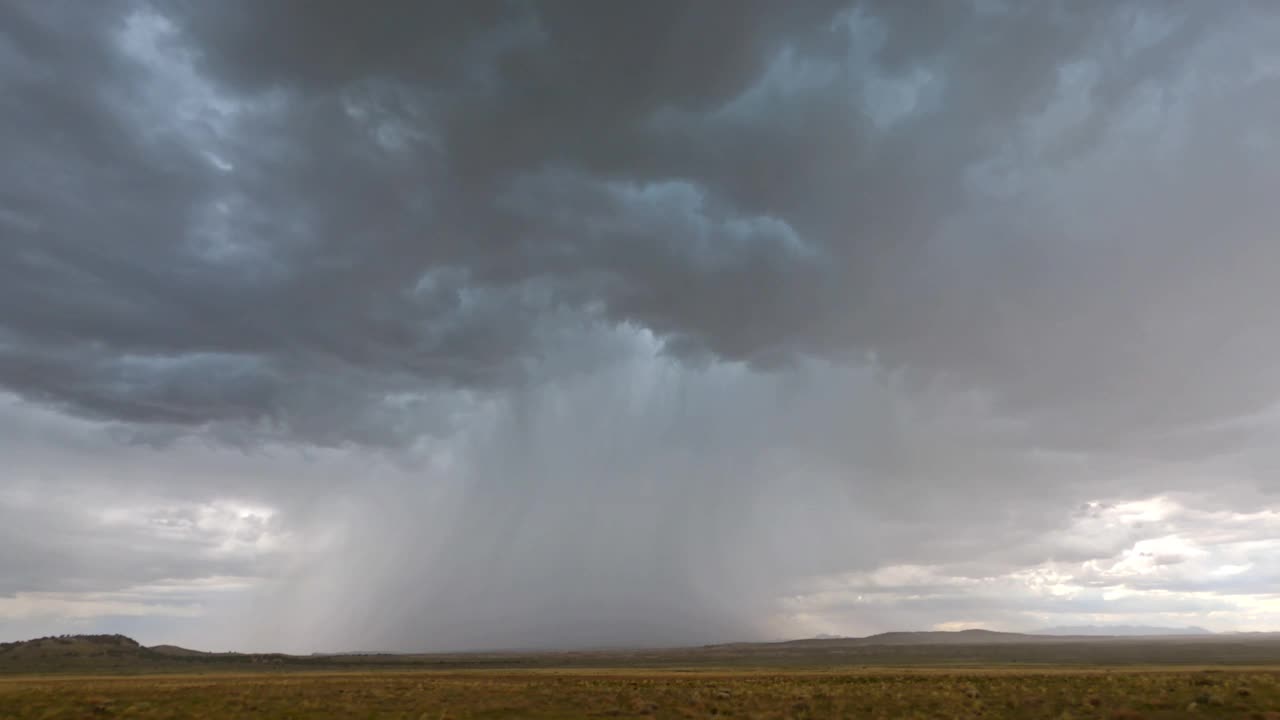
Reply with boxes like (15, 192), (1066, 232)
(3, 667), (1280, 719)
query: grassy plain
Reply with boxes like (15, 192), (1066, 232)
(3, 666), (1280, 719)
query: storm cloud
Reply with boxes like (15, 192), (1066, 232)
(3, 0), (1280, 651)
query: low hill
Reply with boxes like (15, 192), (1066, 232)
(148, 644), (213, 658)
(0, 635), (299, 673)
(1037, 625), (1214, 636)
(0, 634), (158, 669)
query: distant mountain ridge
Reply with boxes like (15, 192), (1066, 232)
(1035, 625), (1213, 637)
(7, 629), (1280, 673)
(786, 629), (1047, 646)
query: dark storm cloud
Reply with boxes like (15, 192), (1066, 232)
(6, 0), (1237, 446)
(5, 0), (1269, 450)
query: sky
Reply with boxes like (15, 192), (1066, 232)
(3, 0), (1280, 653)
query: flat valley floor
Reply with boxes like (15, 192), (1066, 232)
(3, 667), (1280, 719)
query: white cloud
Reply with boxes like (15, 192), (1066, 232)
(776, 494), (1280, 637)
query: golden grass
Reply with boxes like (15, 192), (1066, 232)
(1, 666), (1278, 718)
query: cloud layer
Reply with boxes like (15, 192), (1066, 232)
(3, 0), (1280, 651)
